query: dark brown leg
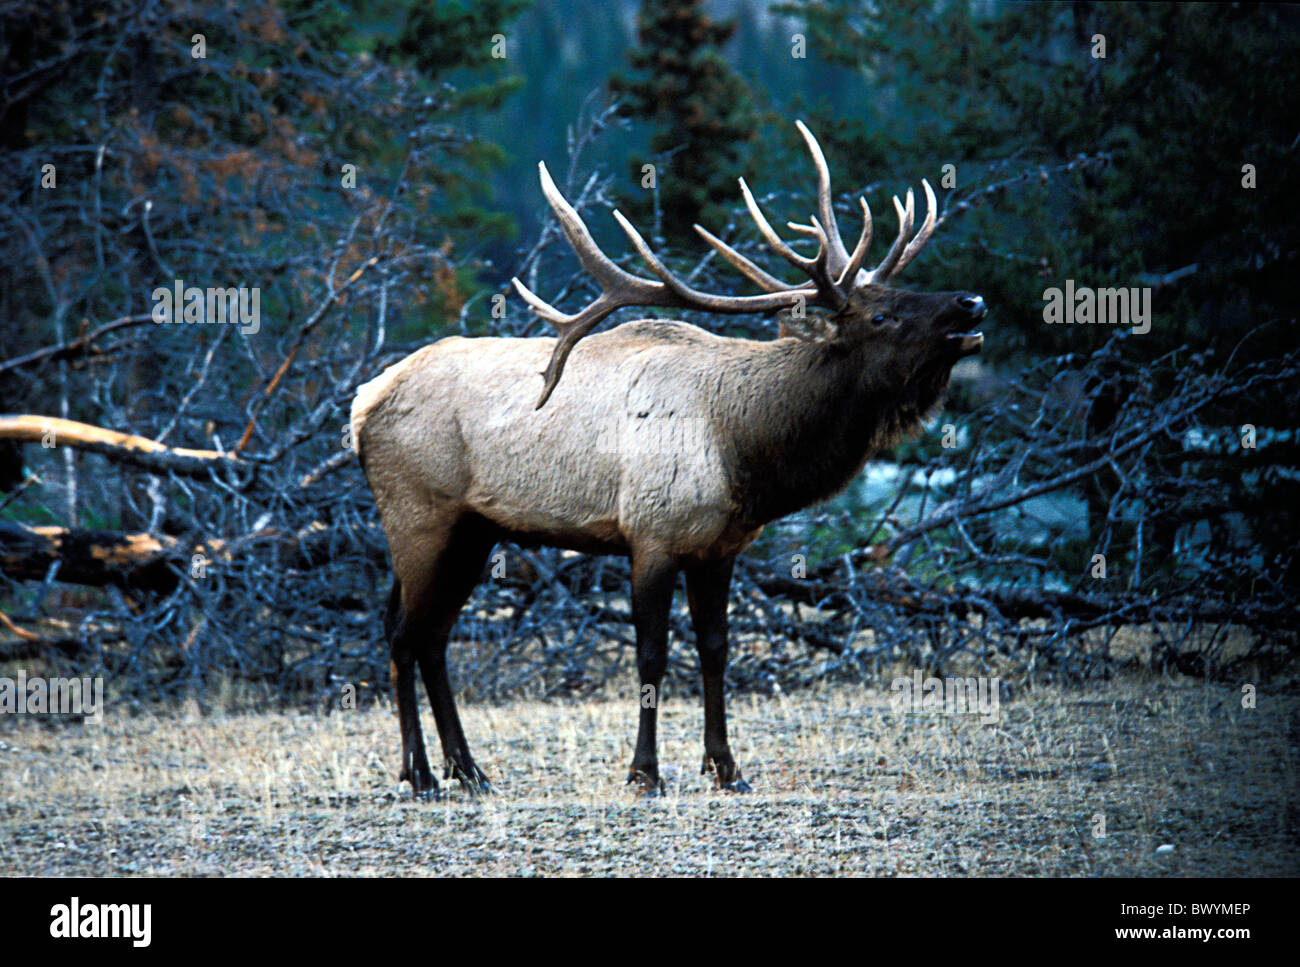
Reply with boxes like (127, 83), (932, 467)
(415, 516), (496, 794)
(385, 579), (438, 798)
(685, 557), (749, 791)
(628, 552), (677, 794)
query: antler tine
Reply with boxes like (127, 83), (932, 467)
(511, 163), (657, 408)
(866, 188), (915, 284)
(523, 162), (643, 294)
(614, 211), (817, 311)
(738, 176), (845, 313)
(508, 279), (626, 409)
(737, 176), (816, 273)
(785, 215), (849, 304)
(888, 178), (937, 279)
(693, 223), (799, 293)
(794, 120), (851, 278)
(691, 120), (864, 299)
(836, 196), (873, 288)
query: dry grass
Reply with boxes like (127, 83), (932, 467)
(0, 675), (1296, 876)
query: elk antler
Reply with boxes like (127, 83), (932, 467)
(699, 120), (937, 290)
(512, 164), (831, 408)
(513, 121), (938, 408)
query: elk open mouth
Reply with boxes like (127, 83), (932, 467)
(948, 331), (984, 357)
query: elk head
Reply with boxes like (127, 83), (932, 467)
(513, 119), (986, 410)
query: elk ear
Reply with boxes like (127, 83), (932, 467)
(776, 307), (838, 342)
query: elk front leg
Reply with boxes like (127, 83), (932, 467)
(685, 557), (749, 791)
(628, 552), (677, 794)
(420, 644), (490, 794)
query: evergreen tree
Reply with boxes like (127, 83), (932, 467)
(610, 0), (757, 245)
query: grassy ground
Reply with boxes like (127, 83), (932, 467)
(1, 675), (1296, 876)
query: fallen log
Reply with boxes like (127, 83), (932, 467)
(0, 520), (387, 593)
(0, 415), (242, 479)
(0, 523), (182, 592)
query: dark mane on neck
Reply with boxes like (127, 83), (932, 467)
(720, 337), (953, 528)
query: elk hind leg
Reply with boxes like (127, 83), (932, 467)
(415, 514), (497, 794)
(385, 575), (439, 799)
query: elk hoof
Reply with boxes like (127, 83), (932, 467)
(404, 775), (441, 802)
(402, 763), (441, 801)
(703, 754), (748, 791)
(627, 770), (665, 797)
(447, 760), (492, 796)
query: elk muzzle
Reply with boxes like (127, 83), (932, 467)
(947, 294), (987, 357)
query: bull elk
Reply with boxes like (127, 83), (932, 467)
(351, 121), (986, 797)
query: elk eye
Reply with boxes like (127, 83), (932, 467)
(870, 313), (889, 327)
